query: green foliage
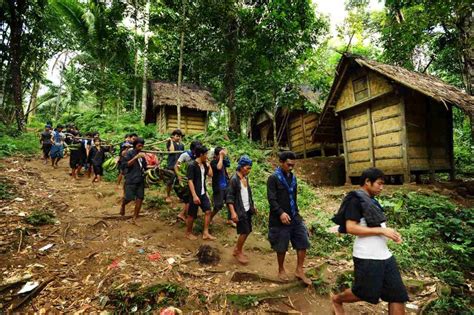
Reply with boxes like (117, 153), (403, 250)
(307, 219), (352, 258)
(379, 192), (473, 289)
(108, 282), (188, 313)
(333, 271), (354, 294)
(0, 131), (41, 158)
(0, 178), (15, 200)
(227, 294), (259, 308)
(453, 107), (474, 175)
(423, 296), (472, 314)
(26, 210), (56, 226)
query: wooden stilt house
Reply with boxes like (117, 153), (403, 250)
(251, 86), (340, 158)
(145, 81), (218, 134)
(313, 53), (474, 183)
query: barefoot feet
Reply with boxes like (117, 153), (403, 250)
(185, 233), (198, 240)
(278, 270), (290, 282)
(295, 270), (312, 286)
(331, 293), (345, 315)
(202, 233), (216, 241)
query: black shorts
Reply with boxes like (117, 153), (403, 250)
(268, 220), (310, 253)
(237, 212), (252, 235)
(93, 165), (104, 176)
(188, 194), (211, 218)
(173, 183), (190, 203)
(352, 256), (409, 305)
(42, 143), (52, 158)
(124, 182), (145, 201)
(164, 168), (176, 186)
(212, 188), (227, 211)
(69, 150), (81, 169)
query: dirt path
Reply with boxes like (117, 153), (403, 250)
(1, 157), (413, 313)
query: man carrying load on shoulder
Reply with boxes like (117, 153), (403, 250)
(165, 129), (185, 203)
(331, 167), (408, 315)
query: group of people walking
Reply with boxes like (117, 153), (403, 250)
(40, 125), (409, 314)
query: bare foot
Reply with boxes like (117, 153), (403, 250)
(165, 197), (172, 203)
(202, 233), (216, 240)
(176, 214), (186, 222)
(295, 270), (312, 286)
(278, 270), (290, 282)
(331, 293), (345, 315)
(234, 252), (249, 265)
(233, 249), (249, 259)
(226, 220), (237, 228)
(185, 233), (198, 240)
(119, 209), (125, 216)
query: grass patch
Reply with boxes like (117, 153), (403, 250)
(227, 294), (259, 308)
(0, 132), (40, 158)
(0, 178), (15, 200)
(107, 282), (188, 313)
(25, 210), (56, 226)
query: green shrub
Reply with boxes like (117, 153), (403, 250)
(26, 211), (56, 226)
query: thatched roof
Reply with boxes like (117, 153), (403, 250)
(313, 53), (474, 143)
(149, 81), (218, 112)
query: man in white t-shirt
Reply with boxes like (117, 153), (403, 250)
(331, 168), (408, 315)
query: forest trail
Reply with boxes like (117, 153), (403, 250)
(1, 157), (424, 314)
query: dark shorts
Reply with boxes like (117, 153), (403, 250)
(188, 194), (212, 218)
(173, 183), (190, 203)
(164, 168), (176, 186)
(42, 143), (52, 158)
(124, 182), (145, 201)
(212, 188), (227, 211)
(237, 212), (252, 235)
(268, 220), (310, 253)
(93, 165), (104, 176)
(352, 256), (409, 305)
(69, 150), (81, 169)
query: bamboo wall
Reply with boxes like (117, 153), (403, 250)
(288, 112), (319, 155)
(156, 107), (207, 135)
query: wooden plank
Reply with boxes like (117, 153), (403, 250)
(426, 99), (435, 182)
(348, 150), (370, 163)
(398, 97), (410, 181)
(373, 113), (401, 123)
(375, 158), (404, 170)
(374, 127), (402, 137)
(345, 121), (367, 131)
(345, 112), (368, 129)
(348, 147), (370, 153)
(374, 146), (402, 159)
(367, 106), (375, 166)
(347, 135), (369, 142)
(373, 116), (401, 135)
(345, 125), (369, 141)
(368, 70), (393, 96)
(341, 117), (350, 184)
(346, 138), (370, 151)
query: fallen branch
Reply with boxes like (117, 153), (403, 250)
(17, 229), (23, 253)
(62, 222), (71, 244)
(84, 215), (134, 220)
(10, 277), (54, 311)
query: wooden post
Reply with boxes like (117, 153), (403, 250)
(447, 105), (456, 181)
(204, 111), (209, 133)
(337, 143), (341, 156)
(321, 143), (326, 157)
(426, 99), (435, 183)
(399, 96), (411, 183)
(340, 116), (350, 184)
(301, 113), (307, 158)
(366, 106), (375, 167)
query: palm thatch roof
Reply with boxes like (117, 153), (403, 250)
(149, 81), (218, 112)
(313, 53), (474, 143)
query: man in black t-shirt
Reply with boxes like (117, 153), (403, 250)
(165, 129), (184, 203)
(331, 168), (408, 315)
(210, 147), (232, 225)
(186, 145), (214, 240)
(119, 138), (147, 224)
(40, 125), (53, 164)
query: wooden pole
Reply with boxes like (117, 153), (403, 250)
(448, 105), (456, 181)
(426, 99), (435, 183)
(301, 113), (307, 158)
(140, 0), (150, 122)
(340, 116), (350, 184)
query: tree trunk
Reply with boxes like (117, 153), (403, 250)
(177, 0), (186, 129)
(223, 3), (239, 133)
(132, 0), (139, 111)
(140, 0), (150, 122)
(459, 11), (474, 146)
(8, 0), (26, 131)
(26, 79), (40, 123)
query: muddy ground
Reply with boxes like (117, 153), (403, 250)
(1, 156), (466, 314)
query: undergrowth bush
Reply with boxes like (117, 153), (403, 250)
(0, 132), (40, 158)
